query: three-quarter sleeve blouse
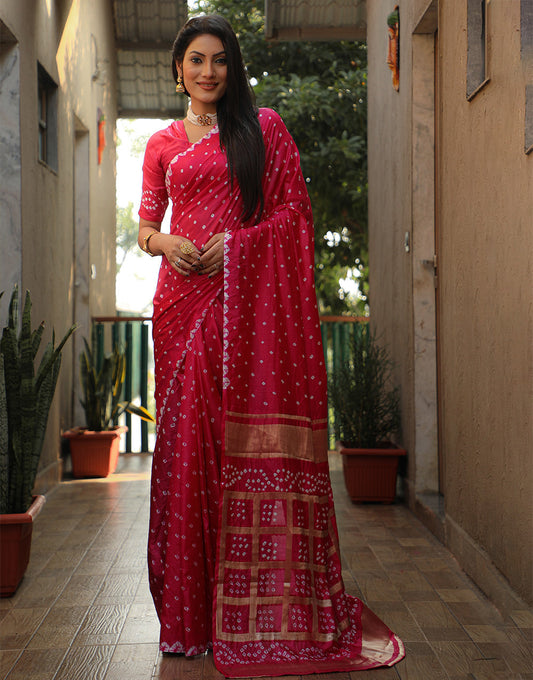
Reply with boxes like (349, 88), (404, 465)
(138, 122), (190, 224)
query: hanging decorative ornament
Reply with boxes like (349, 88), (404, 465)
(175, 75), (185, 94)
(387, 7), (400, 91)
(97, 108), (106, 164)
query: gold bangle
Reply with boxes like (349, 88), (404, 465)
(143, 231), (157, 256)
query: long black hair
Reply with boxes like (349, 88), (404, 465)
(172, 15), (265, 222)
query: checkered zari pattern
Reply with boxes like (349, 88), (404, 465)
(216, 489), (350, 643)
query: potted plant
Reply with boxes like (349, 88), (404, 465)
(329, 323), (406, 503)
(63, 332), (154, 478)
(0, 286), (75, 596)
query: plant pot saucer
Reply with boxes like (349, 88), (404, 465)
(63, 426), (128, 438)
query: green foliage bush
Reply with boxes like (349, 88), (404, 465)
(329, 324), (400, 448)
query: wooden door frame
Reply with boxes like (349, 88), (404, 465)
(411, 0), (442, 497)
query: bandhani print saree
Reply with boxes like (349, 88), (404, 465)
(140, 108), (404, 677)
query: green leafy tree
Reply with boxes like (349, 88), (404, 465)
(116, 201), (141, 274)
(194, 0), (368, 314)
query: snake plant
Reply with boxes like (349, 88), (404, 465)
(0, 286), (76, 514)
(79, 330), (154, 432)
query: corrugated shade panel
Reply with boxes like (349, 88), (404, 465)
(117, 50), (181, 117)
(112, 0), (188, 118)
(265, 0), (366, 41)
(114, 0), (184, 42)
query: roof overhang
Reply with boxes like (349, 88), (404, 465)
(112, 0), (188, 118)
(264, 0), (366, 42)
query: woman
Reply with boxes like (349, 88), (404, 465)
(138, 15), (404, 677)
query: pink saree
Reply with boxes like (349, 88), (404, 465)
(140, 109), (404, 676)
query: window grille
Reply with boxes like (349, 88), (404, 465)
(37, 63), (58, 170)
(467, 0), (489, 100)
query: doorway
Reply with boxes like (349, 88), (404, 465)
(72, 115), (90, 426)
(411, 1), (443, 502)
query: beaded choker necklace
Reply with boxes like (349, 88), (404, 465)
(186, 106), (217, 127)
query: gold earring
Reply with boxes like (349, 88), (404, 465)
(175, 75), (185, 94)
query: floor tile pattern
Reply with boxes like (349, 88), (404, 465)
(0, 454), (531, 679)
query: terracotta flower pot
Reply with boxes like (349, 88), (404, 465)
(63, 426), (128, 478)
(336, 441), (407, 503)
(0, 494), (46, 597)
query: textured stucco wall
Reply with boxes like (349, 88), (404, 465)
(438, 1), (532, 605)
(0, 0), (117, 492)
(368, 0), (532, 605)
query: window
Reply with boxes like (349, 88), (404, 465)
(522, 0), (533, 59)
(37, 63), (58, 170)
(467, 0), (489, 100)
(522, 0), (533, 153)
(526, 86), (533, 154)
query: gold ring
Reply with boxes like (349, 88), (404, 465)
(180, 241), (195, 255)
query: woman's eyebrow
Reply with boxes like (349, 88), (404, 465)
(190, 50), (227, 57)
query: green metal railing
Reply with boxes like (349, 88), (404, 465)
(91, 314), (367, 452)
(92, 315), (154, 453)
(320, 316), (368, 447)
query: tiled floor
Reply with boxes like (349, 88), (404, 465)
(0, 453), (531, 680)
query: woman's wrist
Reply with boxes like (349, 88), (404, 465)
(142, 230), (166, 257)
(142, 231), (158, 256)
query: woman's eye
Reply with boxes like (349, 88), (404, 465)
(216, 58), (227, 65)
(190, 57), (201, 64)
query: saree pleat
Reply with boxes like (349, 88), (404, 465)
(149, 300), (223, 654)
(141, 109), (404, 674)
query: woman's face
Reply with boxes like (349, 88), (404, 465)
(178, 33), (228, 113)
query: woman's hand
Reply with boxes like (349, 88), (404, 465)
(163, 235), (202, 277)
(200, 233), (225, 278)
(138, 220), (203, 277)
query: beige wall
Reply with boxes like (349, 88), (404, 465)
(0, 0), (117, 491)
(368, 0), (532, 607)
(438, 1), (532, 606)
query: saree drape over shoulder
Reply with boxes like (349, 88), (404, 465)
(140, 109), (404, 677)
